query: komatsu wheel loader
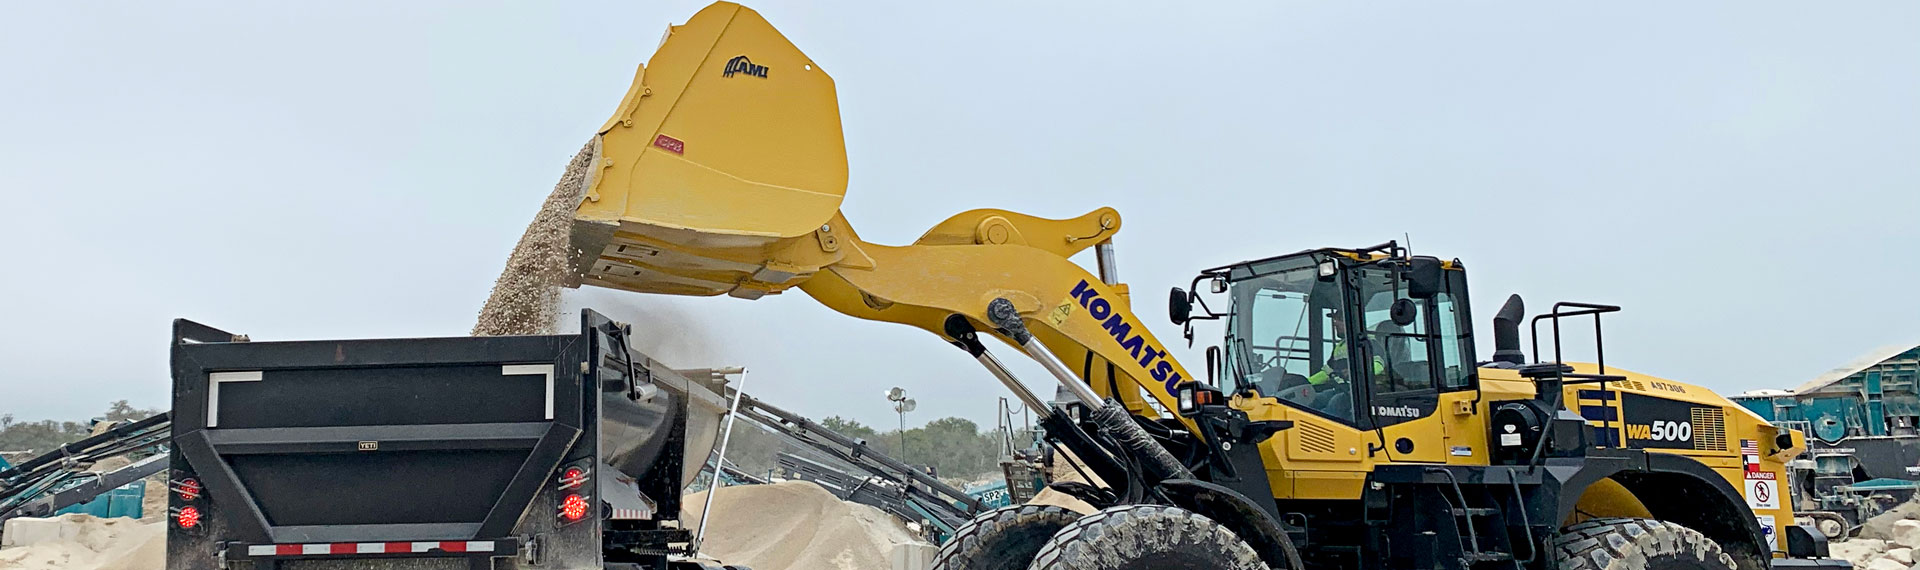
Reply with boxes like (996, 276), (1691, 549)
(555, 3), (1848, 568)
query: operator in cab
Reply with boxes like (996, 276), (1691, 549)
(1275, 306), (1384, 421)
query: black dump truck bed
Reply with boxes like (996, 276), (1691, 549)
(165, 310), (737, 570)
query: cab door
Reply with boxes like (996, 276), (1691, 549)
(1353, 267), (1448, 463)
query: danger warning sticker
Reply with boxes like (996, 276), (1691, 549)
(1745, 476), (1779, 510)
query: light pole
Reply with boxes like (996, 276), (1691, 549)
(886, 387), (916, 464)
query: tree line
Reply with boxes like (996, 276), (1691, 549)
(0, 401), (163, 463)
(715, 415), (1018, 484)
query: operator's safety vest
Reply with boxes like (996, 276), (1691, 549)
(1306, 342), (1386, 386)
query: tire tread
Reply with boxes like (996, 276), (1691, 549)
(931, 504), (1082, 570)
(1554, 517), (1737, 570)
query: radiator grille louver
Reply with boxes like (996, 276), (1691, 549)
(1691, 408), (1727, 451)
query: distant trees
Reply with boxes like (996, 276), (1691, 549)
(704, 414), (1008, 484)
(811, 416), (1002, 480)
(0, 400), (163, 461)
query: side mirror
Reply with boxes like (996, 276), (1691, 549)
(1390, 298), (1418, 326)
(1169, 287), (1193, 325)
(1406, 257), (1443, 299)
(1205, 345), (1221, 384)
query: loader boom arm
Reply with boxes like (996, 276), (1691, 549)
(560, 2), (1197, 424)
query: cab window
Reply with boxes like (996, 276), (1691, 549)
(1355, 268), (1437, 394)
(1222, 260), (1355, 423)
(1434, 292), (1473, 389)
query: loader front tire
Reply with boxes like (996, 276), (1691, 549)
(1027, 504), (1265, 570)
(1553, 518), (1737, 570)
(931, 504), (1082, 570)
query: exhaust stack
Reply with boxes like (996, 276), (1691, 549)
(1491, 294), (1527, 365)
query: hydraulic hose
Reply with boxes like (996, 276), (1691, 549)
(986, 298), (1193, 481)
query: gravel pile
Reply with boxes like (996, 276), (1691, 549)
(1834, 514), (1920, 569)
(472, 142), (598, 336)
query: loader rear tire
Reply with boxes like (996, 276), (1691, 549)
(1027, 504), (1265, 570)
(931, 504), (1082, 570)
(1553, 518), (1737, 570)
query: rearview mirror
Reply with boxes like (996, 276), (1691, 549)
(1169, 287), (1193, 325)
(1406, 257), (1443, 299)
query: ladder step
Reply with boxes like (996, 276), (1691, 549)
(1451, 507), (1499, 517)
(1465, 552), (1514, 564)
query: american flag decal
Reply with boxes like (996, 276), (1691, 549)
(1741, 439), (1761, 472)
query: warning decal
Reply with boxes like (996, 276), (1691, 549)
(1744, 472), (1778, 510)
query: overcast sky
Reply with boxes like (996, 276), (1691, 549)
(2, 2), (1916, 430)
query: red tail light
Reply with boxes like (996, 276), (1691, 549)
(559, 494), (589, 521)
(175, 506), (202, 529)
(174, 478), (202, 501)
(559, 466), (588, 490)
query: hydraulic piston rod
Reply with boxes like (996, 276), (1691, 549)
(984, 299), (1193, 481)
(944, 315), (1050, 416)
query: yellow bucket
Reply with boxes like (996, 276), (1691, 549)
(571, 2), (852, 299)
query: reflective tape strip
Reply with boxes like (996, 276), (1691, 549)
(242, 542), (497, 557)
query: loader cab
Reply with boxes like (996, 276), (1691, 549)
(1175, 242), (1477, 429)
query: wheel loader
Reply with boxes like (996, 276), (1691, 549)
(551, 3), (1849, 568)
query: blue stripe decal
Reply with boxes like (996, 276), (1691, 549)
(1580, 405), (1618, 421)
(1577, 390), (1616, 401)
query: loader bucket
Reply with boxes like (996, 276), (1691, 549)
(571, 2), (852, 299)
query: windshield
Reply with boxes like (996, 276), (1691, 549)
(1221, 255), (1354, 421)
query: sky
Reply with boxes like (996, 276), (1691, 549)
(2, 1), (1916, 431)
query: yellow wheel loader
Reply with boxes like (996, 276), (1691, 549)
(553, 3), (1848, 568)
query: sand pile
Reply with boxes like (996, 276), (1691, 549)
(472, 142), (597, 336)
(683, 481), (935, 570)
(0, 514), (162, 570)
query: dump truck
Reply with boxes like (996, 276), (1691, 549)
(536, 3), (1853, 569)
(164, 310), (746, 570)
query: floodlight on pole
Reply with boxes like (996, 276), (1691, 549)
(886, 387), (915, 464)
